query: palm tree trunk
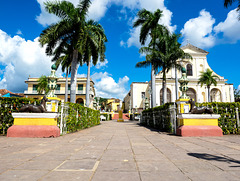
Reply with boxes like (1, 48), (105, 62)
(86, 59), (91, 107)
(65, 68), (69, 103)
(162, 70), (167, 104)
(70, 49), (79, 103)
(151, 65), (156, 108)
(208, 86), (211, 102)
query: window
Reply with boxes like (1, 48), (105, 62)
(68, 84), (70, 90)
(56, 84), (60, 91)
(78, 84), (83, 91)
(141, 92), (145, 99)
(186, 64), (193, 76)
(33, 85), (38, 91)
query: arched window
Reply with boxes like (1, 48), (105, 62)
(187, 88), (196, 101)
(210, 88), (222, 102)
(160, 88), (171, 104)
(186, 64), (193, 76)
(76, 98), (84, 106)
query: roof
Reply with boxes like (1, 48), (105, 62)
(0, 89), (24, 97)
(181, 43), (209, 54)
(0, 89), (13, 96)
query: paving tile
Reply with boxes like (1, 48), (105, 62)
(56, 160), (97, 171)
(174, 160), (221, 173)
(137, 161), (179, 172)
(0, 170), (48, 181)
(41, 171), (93, 181)
(140, 171), (189, 181)
(92, 171), (140, 181)
(14, 160), (64, 171)
(97, 160), (137, 171)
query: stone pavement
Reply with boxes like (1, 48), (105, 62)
(1, 120), (240, 181)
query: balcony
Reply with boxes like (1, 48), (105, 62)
(24, 89), (94, 95)
(24, 90), (38, 94)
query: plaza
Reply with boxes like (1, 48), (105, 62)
(1, 120), (240, 181)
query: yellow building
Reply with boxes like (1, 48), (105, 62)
(24, 77), (95, 107)
(106, 98), (121, 112)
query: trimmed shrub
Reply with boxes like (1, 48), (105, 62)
(0, 97), (41, 135)
(63, 102), (100, 133)
(197, 102), (240, 134)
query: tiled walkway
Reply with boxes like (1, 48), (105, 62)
(1, 120), (240, 181)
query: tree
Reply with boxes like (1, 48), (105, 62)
(133, 8), (166, 108)
(224, 0), (240, 11)
(39, 0), (91, 103)
(198, 68), (219, 102)
(234, 88), (240, 102)
(82, 20), (107, 107)
(37, 75), (49, 95)
(138, 32), (191, 104)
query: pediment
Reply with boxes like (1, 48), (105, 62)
(181, 43), (209, 55)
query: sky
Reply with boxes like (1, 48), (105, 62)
(0, 0), (240, 100)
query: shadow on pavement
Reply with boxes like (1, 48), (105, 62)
(188, 153), (240, 167)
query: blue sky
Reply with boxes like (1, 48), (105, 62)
(0, 0), (239, 99)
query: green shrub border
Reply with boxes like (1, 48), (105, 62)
(197, 102), (240, 134)
(142, 103), (174, 132)
(61, 102), (100, 133)
(0, 97), (41, 135)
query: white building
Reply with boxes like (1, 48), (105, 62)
(124, 44), (234, 113)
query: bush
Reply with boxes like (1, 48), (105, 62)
(63, 102), (100, 133)
(0, 97), (41, 135)
(197, 102), (240, 134)
(142, 103), (175, 132)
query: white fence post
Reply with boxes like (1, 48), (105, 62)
(60, 102), (64, 135)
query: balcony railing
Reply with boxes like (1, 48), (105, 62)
(24, 89), (94, 95)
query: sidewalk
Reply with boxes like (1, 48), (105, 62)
(1, 120), (240, 181)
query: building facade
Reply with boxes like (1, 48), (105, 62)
(24, 77), (95, 107)
(124, 44), (234, 113)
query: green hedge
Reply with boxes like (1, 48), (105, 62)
(63, 102), (100, 133)
(0, 97), (41, 135)
(197, 102), (240, 134)
(142, 103), (174, 132)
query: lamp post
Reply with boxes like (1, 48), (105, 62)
(145, 97), (149, 109)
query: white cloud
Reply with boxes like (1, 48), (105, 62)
(91, 72), (129, 99)
(181, 9), (216, 48)
(238, 85), (240, 91)
(35, 0), (176, 49)
(95, 59), (108, 69)
(16, 30), (22, 35)
(0, 29), (61, 92)
(214, 9), (240, 43)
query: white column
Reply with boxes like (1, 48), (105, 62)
(222, 85), (226, 102)
(197, 85), (201, 102)
(230, 85), (234, 102)
(172, 84), (176, 102)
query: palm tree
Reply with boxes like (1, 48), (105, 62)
(39, 0), (91, 103)
(82, 20), (107, 107)
(138, 33), (191, 104)
(37, 75), (49, 95)
(198, 68), (219, 102)
(224, 0), (240, 10)
(133, 8), (167, 108)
